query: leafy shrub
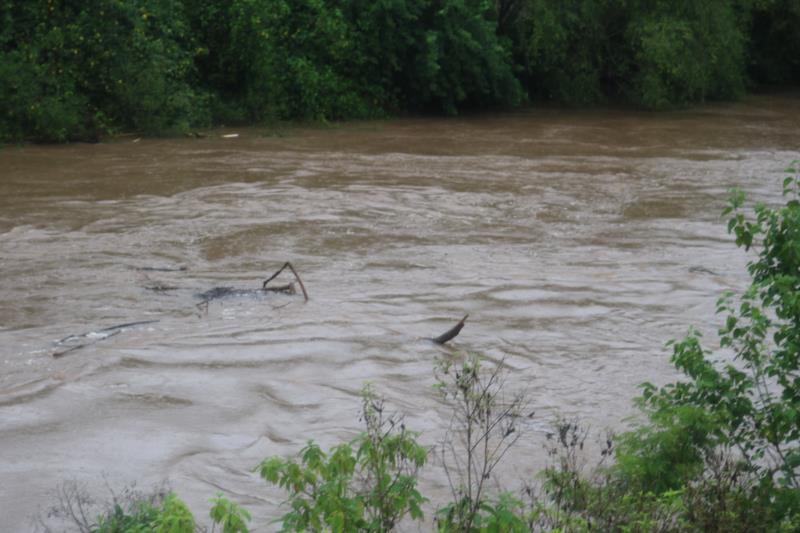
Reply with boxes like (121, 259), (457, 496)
(641, 163), (800, 491)
(39, 479), (252, 533)
(612, 163), (800, 530)
(209, 493), (252, 533)
(523, 165), (800, 532)
(259, 386), (427, 531)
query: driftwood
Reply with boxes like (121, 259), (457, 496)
(689, 265), (718, 275)
(195, 284), (295, 303)
(431, 314), (469, 345)
(143, 284), (180, 292)
(196, 262), (309, 306)
(263, 262), (309, 302)
(52, 319), (160, 358)
(196, 287), (261, 301)
(135, 266), (188, 273)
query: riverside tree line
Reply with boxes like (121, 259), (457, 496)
(1, 0), (798, 141)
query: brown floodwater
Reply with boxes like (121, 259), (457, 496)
(1, 94), (799, 530)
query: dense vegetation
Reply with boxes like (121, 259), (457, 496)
(46, 165), (800, 531)
(2, 0), (799, 142)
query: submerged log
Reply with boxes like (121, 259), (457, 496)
(52, 319), (160, 358)
(134, 266), (188, 272)
(195, 286), (255, 301)
(196, 262), (309, 305)
(431, 314), (469, 345)
(143, 283), (180, 292)
(689, 265), (718, 275)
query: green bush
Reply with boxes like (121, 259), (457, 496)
(527, 165), (800, 532)
(209, 493), (252, 533)
(92, 490), (194, 533)
(641, 163), (800, 491)
(259, 386), (427, 531)
(618, 163), (800, 529)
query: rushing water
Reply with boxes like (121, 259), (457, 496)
(1, 94), (799, 530)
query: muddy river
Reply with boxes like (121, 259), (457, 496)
(1, 94), (799, 530)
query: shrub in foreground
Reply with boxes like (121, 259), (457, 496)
(258, 386), (427, 531)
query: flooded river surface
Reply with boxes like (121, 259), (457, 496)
(1, 94), (799, 530)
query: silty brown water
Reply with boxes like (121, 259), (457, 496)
(1, 94), (799, 530)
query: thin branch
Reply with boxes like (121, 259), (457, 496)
(263, 262), (309, 302)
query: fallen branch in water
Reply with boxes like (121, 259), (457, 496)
(134, 266), (188, 272)
(52, 320), (159, 358)
(195, 262), (309, 307)
(431, 314), (469, 345)
(262, 283), (296, 295)
(263, 262), (309, 302)
(143, 283), (180, 292)
(52, 331), (121, 358)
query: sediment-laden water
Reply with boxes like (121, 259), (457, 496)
(1, 94), (799, 530)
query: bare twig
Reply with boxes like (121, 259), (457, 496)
(434, 354), (528, 529)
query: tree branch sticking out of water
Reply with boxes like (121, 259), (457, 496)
(431, 315), (469, 345)
(262, 262), (308, 302)
(196, 261), (310, 311)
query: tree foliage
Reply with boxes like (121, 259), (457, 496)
(522, 166), (800, 532)
(2, 0), (799, 141)
(258, 386), (427, 532)
(608, 163), (800, 530)
(640, 163), (800, 494)
(0, 0), (208, 141)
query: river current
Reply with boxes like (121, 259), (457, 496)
(1, 94), (798, 530)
